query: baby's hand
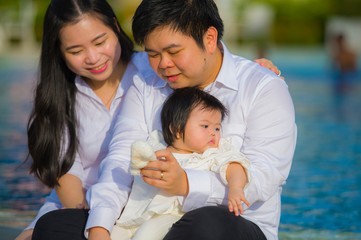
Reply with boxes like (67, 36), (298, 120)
(228, 187), (250, 216)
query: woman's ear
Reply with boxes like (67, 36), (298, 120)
(113, 17), (121, 33)
(203, 26), (218, 54)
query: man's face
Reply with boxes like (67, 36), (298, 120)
(144, 25), (219, 89)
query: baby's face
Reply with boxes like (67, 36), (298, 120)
(172, 106), (222, 154)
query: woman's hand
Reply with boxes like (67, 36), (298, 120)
(140, 148), (189, 196)
(88, 227), (111, 240)
(254, 58), (284, 80)
(15, 229), (33, 240)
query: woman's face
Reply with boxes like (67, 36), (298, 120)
(59, 14), (122, 83)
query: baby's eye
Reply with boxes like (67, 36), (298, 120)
(215, 127), (220, 132)
(201, 125), (208, 129)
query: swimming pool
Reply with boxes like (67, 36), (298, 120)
(274, 47), (361, 239)
(0, 55), (50, 229)
(0, 47), (360, 239)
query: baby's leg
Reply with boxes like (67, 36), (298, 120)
(132, 215), (182, 240)
(110, 224), (136, 240)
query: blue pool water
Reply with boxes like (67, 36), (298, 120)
(0, 55), (50, 228)
(273, 48), (361, 239)
(0, 48), (361, 238)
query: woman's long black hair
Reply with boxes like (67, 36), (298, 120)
(27, 0), (134, 188)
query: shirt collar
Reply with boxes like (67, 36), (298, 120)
(74, 75), (123, 101)
(205, 41), (239, 92)
(75, 61), (135, 100)
(75, 75), (96, 98)
(154, 77), (168, 88)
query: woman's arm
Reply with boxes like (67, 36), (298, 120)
(55, 174), (88, 208)
(15, 229), (33, 240)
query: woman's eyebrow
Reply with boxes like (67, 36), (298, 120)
(65, 33), (107, 51)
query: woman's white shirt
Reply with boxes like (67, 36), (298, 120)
(25, 52), (149, 230)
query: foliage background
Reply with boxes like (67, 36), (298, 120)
(234, 0), (361, 45)
(1, 0), (360, 47)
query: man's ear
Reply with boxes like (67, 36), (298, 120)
(203, 26), (218, 54)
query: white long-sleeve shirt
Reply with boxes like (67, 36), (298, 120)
(25, 52), (148, 230)
(87, 43), (297, 239)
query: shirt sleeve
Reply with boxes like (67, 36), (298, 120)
(66, 153), (85, 184)
(182, 78), (297, 211)
(25, 190), (62, 230)
(182, 169), (228, 211)
(241, 78), (297, 205)
(85, 75), (149, 236)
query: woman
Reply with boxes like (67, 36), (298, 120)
(15, 0), (139, 239)
(16, 0), (280, 239)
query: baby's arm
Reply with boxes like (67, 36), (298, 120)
(226, 162), (250, 216)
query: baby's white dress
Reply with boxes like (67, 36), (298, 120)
(111, 130), (251, 240)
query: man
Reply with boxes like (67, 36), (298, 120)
(97, 0), (296, 239)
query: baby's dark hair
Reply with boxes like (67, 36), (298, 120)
(161, 87), (227, 146)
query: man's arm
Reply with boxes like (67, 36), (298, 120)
(84, 75), (151, 236)
(241, 78), (296, 204)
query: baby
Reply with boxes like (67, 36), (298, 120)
(112, 87), (251, 240)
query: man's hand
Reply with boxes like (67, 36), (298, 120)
(140, 148), (189, 196)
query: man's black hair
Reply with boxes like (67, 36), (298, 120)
(132, 0), (224, 49)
